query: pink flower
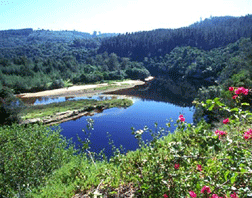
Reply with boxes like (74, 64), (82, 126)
(235, 87), (244, 95)
(235, 87), (248, 95)
(174, 163), (180, 169)
(243, 129), (252, 140)
(243, 88), (249, 95)
(219, 130), (227, 136)
(189, 191), (197, 197)
(223, 118), (229, 124)
(179, 114), (185, 122)
(215, 129), (220, 134)
(232, 95), (238, 99)
(215, 130), (227, 138)
(197, 164), (202, 172)
(230, 192), (238, 198)
(229, 87), (234, 91)
(163, 194), (168, 198)
(180, 117), (185, 122)
(200, 186), (211, 194)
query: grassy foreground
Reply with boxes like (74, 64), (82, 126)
(1, 87), (252, 197)
(22, 98), (133, 120)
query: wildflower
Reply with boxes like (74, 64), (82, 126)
(163, 194), (168, 198)
(189, 191), (197, 197)
(223, 118), (229, 124)
(179, 114), (185, 122)
(235, 87), (244, 95)
(215, 130), (227, 136)
(232, 95), (238, 99)
(243, 88), (249, 95)
(230, 192), (238, 198)
(219, 130), (227, 136)
(174, 163), (180, 169)
(235, 87), (248, 95)
(229, 87), (234, 91)
(243, 129), (252, 140)
(200, 186), (211, 194)
(135, 129), (144, 135)
(197, 164), (202, 172)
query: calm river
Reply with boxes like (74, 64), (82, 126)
(28, 76), (212, 158)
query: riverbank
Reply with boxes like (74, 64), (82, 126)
(21, 98), (133, 125)
(17, 77), (154, 99)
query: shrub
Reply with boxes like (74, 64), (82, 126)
(0, 124), (76, 197)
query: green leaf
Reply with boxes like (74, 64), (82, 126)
(241, 103), (250, 106)
(230, 108), (239, 112)
(213, 97), (220, 102)
(208, 104), (215, 111)
(224, 170), (230, 181)
(230, 172), (238, 184)
(206, 99), (213, 104)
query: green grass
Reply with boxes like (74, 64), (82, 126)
(22, 98), (133, 120)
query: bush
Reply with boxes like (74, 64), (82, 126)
(0, 87), (24, 125)
(0, 124), (76, 197)
(50, 79), (64, 89)
(126, 68), (150, 80)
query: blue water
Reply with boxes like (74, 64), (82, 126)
(59, 97), (194, 158)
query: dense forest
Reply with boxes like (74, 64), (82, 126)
(98, 15), (252, 60)
(0, 15), (252, 124)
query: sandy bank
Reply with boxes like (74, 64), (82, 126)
(17, 77), (154, 98)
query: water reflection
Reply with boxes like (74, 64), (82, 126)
(106, 75), (212, 107)
(19, 95), (112, 106)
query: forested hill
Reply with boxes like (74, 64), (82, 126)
(98, 15), (252, 61)
(0, 28), (118, 48)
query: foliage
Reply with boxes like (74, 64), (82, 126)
(98, 15), (252, 61)
(0, 87), (24, 125)
(0, 124), (76, 197)
(29, 87), (252, 197)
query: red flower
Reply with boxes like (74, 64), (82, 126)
(189, 191), (197, 197)
(174, 163), (180, 169)
(243, 88), (249, 95)
(243, 129), (252, 140)
(163, 194), (168, 198)
(232, 95), (238, 99)
(223, 118), (229, 124)
(219, 130), (227, 136)
(197, 164), (202, 172)
(229, 87), (234, 91)
(180, 117), (185, 122)
(235, 87), (244, 95)
(179, 115), (185, 122)
(200, 186), (211, 194)
(235, 87), (248, 95)
(230, 192), (238, 198)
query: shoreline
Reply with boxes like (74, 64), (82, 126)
(17, 77), (154, 99)
(21, 98), (134, 125)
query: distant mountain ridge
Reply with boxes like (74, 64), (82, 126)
(0, 28), (118, 48)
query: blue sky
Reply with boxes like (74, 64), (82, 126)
(0, 0), (251, 33)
